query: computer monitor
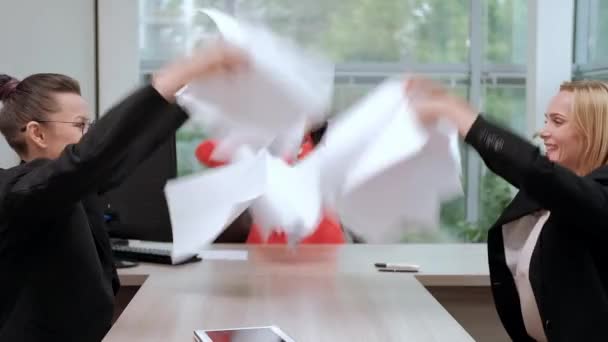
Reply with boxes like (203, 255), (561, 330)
(103, 135), (177, 242)
(102, 134), (252, 244)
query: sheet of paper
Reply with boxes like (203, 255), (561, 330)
(419, 127), (463, 199)
(248, 151), (323, 243)
(316, 81), (402, 206)
(178, 9), (333, 160)
(319, 79), (462, 242)
(267, 118), (308, 161)
(165, 152), (267, 261)
(212, 128), (275, 161)
(341, 89), (428, 191)
(337, 147), (449, 240)
(166, 146), (323, 250)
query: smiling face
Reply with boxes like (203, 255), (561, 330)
(540, 90), (584, 173)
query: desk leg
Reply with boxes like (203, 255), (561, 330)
(426, 286), (509, 342)
(112, 286), (141, 325)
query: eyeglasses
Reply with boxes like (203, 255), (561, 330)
(20, 120), (94, 135)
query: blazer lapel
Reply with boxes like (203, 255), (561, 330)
(487, 189), (542, 274)
(493, 191), (542, 229)
(487, 190), (542, 270)
(484, 191), (544, 340)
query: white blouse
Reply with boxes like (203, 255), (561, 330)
(502, 211), (550, 342)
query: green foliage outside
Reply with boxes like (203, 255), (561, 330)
(175, 122), (208, 177)
(573, 1), (608, 80)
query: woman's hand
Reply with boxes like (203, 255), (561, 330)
(153, 41), (248, 101)
(404, 76), (478, 137)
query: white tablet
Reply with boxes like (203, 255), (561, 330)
(194, 325), (296, 342)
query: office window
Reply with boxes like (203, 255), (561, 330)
(574, 0), (608, 80)
(471, 0), (526, 241)
(483, 0), (527, 64)
(175, 121), (207, 177)
(478, 84), (525, 235)
(575, 0), (608, 65)
(138, 0), (528, 242)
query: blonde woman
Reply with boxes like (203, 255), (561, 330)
(407, 78), (608, 341)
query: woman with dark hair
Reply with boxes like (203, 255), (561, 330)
(0, 44), (246, 341)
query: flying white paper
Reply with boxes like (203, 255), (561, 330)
(318, 80), (462, 242)
(267, 118), (308, 161)
(169, 79), (462, 246)
(166, 150), (324, 255)
(249, 152), (323, 244)
(315, 81), (401, 206)
(168, 9), (463, 245)
(165, 152), (267, 261)
(178, 9), (334, 162)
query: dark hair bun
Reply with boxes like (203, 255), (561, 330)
(0, 74), (19, 101)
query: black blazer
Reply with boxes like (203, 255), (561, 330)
(466, 116), (608, 341)
(0, 86), (188, 341)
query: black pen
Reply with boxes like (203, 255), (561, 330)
(377, 268), (418, 273)
(375, 262), (420, 272)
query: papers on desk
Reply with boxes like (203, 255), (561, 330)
(166, 9), (462, 250)
(178, 8), (334, 162)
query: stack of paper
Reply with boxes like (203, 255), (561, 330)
(177, 9), (334, 162)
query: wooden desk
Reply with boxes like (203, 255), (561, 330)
(106, 244), (501, 342)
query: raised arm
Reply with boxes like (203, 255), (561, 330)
(465, 115), (608, 233)
(406, 77), (608, 239)
(2, 43), (247, 220)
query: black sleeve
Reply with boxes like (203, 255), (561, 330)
(3, 85), (188, 219)
(96, 100), (187, 194)
(465, 115), (608, 237)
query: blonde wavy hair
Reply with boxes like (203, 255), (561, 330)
(558, 80), (608, 175)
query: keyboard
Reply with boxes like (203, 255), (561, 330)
(111, 244), (199, 265)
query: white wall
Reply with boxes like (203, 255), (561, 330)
(527, 0), (575, 137)
(0, 0), (96, 167)
(98, 0), (140, 114)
